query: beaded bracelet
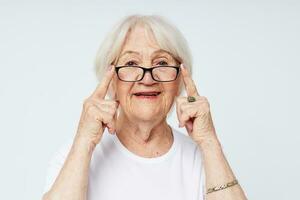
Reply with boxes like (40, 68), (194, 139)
(206, 179), (239, 194)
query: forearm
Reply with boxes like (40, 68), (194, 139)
(42, 139), (94, 200)
(198, 135), (247, 200)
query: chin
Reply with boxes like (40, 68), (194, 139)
(132, 108), (162, 121)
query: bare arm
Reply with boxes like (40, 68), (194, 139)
(199, 136), (247, 200)
(42, 65), (118, 200)
(42, 139), (94, 200)
(177, 64), (247, 199)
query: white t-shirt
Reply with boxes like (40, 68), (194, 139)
(43, 126), (206, 200)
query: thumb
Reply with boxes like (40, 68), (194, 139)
(185, 120), (193, 135)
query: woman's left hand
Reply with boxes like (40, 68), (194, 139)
(176, 64), (217, 146)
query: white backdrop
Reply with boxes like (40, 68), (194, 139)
(0, 0), (299, 199)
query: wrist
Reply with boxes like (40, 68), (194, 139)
(72, 136), (97, 155)
(196, 135), (222, 152)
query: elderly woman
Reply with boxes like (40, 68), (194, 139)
(42, 15), (247, 200)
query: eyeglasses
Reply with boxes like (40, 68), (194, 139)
(115, 65), (181, 82)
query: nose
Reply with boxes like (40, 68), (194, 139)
(139, 70), (156, 85)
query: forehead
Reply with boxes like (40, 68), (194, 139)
(122, 24), (159, 50)
(119, 49), (173, 59)
(115, 24), (180, 65)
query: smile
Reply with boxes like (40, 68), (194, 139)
(133, 91), (161, 100)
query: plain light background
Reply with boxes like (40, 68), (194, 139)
(0, 0), (299, 199)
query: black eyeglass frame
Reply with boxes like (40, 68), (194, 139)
(115, 65), (181, 82)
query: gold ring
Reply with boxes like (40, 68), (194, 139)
(187, 96), (196, 102)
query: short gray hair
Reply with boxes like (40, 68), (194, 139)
(94, 14), (193, 85)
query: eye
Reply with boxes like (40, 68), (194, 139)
(125, 61), (138, 66)
(156, 60), (168, 66)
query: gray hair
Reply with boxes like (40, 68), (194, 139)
(94, 14), (193, 89)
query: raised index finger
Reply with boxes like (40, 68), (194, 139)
(180, 64), (199, 96)
(90, 65), (115, 99)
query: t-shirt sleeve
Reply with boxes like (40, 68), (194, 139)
(42, 139), (73, 194)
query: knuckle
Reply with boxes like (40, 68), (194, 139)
(83, 101), (92, 111)
(179, 103), (189, 112)
(203, 105), (210, 113)
(83, 98), (99, 109)
(179, 105), (184, 113)
(176, 96), (185, 104)
(107, 100), (118, 108)
(199, 100), (210, 109)
(187, 108), (194, 115)
(102, 113), (113, 122)
(200, 96), (208, 101)
(182, 102), (189, 108)
(107, 108), (115, 116)
(180, 112), (187, 120)
(86, 106), (98, 117)
(83, 98), (91, 107)
(108, 102), (117, 109)
(107, 114), (114, 121)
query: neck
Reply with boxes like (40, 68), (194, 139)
(115, 110), (173, 157)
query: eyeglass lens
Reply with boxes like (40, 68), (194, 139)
(118, 66), (177, 81)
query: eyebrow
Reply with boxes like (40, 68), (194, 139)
(116, 49), (181, 65)
(119, 49), (172, 58)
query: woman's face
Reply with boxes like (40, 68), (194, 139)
(111, 25), (181, 122)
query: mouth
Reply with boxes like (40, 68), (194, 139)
(133, 91), (161, 100)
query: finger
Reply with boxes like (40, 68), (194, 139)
(106, 120), (116, 135)
(176, 97), (183, 127)
(99, 110), (115, 133)
(179, 103), (194, 113)
(89, 99), (119, 134)
(179, 107), (197, 127)
(185, 121), (193, 134)
(90, 65), (115, 99)
(112, 102), (120, 134)
(92, 102), (117, 113)
(96, 99), (119, 109)
(180, 64), (199, 97)
(99, 104), (119, 134)
(176, 97), (189, 127)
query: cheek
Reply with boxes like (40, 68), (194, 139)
(165, 81), (179, 95)
(162, 82), (180, 104)
(116, 82), (133, 102)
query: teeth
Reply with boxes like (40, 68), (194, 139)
(134, 92), (160, 96)
(136, 94), (157, 96)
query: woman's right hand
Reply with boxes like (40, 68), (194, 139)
(74, 65), (119, 150)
